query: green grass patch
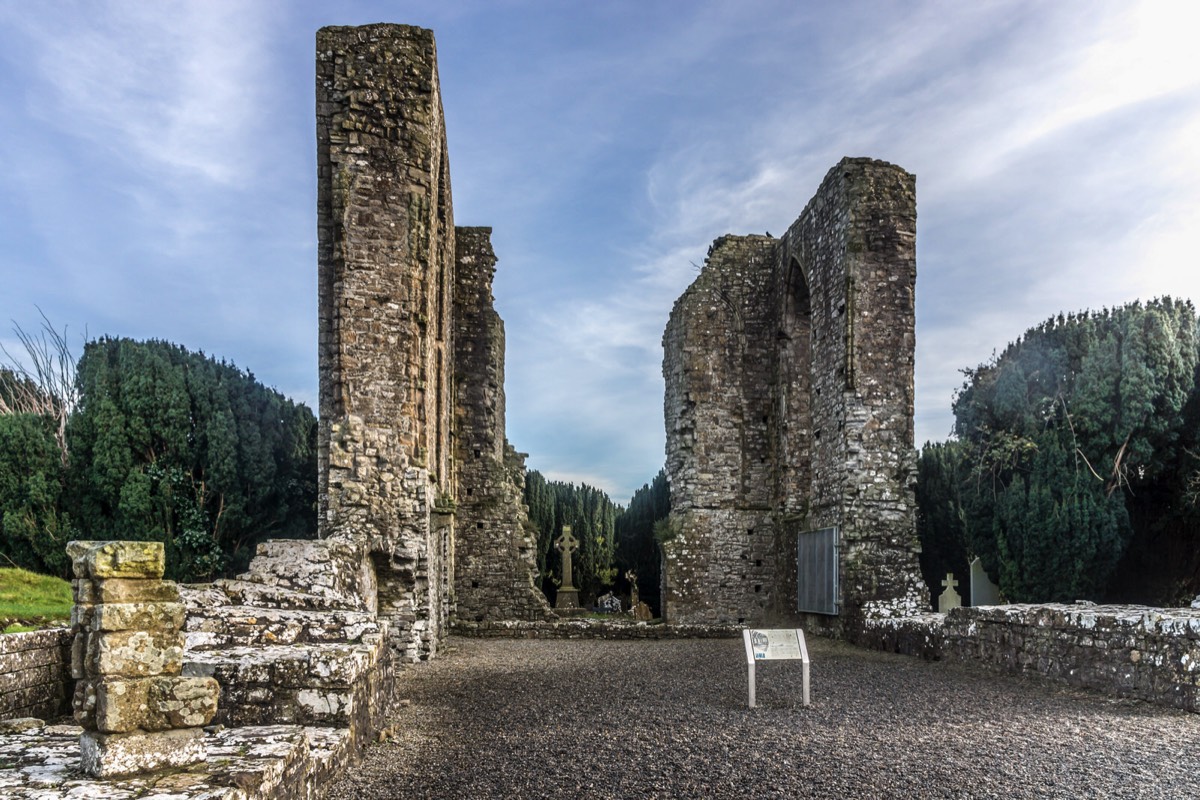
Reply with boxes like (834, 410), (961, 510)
(0, 567), (72, 632)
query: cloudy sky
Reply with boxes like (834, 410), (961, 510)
(2, 1), (1198, 503)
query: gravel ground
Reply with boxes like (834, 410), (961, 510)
(324, 636), (1200, 799)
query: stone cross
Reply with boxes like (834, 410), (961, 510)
(625, 569), (639, 607)
(554, 526), (580, 609)
(938, 572), (962, 613)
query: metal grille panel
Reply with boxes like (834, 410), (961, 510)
(797, 526), (838, 615)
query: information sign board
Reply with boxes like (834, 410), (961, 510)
(742, 628), (810, 708)
(749, 629), (804, 660)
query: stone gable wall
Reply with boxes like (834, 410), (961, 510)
(315, 25), (547, 655)
(316, 23), (456, 660)
(777, 159), (926, 631)
(452, 227), (551, 622)
(662, 157), (927, 633)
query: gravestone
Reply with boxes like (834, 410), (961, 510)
(554, 526), (580, 610)
(595, 593), (621, 614)
(969, 557), (1002, 606)
(938, 573), (961, 613)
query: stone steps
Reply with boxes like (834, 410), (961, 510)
(182, 578), (361, 613)
(183, 637), (387, 728)
(232, 538), (367, 608)
(184, 604), (382, 651)
(175, 537), (394, 748)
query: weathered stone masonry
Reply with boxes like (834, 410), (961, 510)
(316, 24), (548, 657)
(0, 628), (71, 721)
(663, 158), (928, 634)
(453, 227), (551, 623)
(317, 24), (458, 661)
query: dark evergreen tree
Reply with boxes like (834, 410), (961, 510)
(614, 468), (669, 614)
(948, 298), (1199, 603)
(914, 442), (968, 606)
(67, 338), (317, 582)
(522, 470), (619, 606)
(0, 413), (71, 576)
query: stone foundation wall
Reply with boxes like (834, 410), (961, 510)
(452, 227), (551, 623)
(0, 629), (71, 721)
(944, 604), (1200, 712)
(662, 158), (928, 630)
(453, 619), (741, 640)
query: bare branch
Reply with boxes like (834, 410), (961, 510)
(1058, 395), (1134, 497)
(0, 308), (80, 467)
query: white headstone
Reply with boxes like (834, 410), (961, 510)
(969, 557), (1002, 606)
(938, 572), (961, 613)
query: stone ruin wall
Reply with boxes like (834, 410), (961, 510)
(452, 227), (552, 622)
(663, 157), (928, 634)
(316, 24), (457, 660)
(315, 25), (549, 656)
(661, 235), (781, 624)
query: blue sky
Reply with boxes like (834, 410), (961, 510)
(2, 1), (1198, 504)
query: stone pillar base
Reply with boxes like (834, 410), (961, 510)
(555, 589), (580, 609)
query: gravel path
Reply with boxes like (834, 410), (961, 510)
(325, 636), (1200, 799)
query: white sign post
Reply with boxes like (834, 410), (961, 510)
(742, 628), (810, 708)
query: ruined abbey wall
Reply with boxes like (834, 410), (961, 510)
(315, 26), (550, 655)
(452, 227), (551, 622)
(663, 158), (928, 633)
(316, 24), (456, 659)
(661, 235), (781, 624)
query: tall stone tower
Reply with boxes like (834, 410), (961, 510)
(662, 158), (929, 637)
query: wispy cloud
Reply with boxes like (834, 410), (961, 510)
(499, 0), (1200, 495)
(5, 0), (277, 185)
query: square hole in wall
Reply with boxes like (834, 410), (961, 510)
(476, 522), (484, 529)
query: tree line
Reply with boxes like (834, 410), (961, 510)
(1, 324), (678, 602)
(917, 297), (1200, 606)
(1, 337), (317, 582)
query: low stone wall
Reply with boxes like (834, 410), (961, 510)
(858, 603), (1200, 713)
(943, 604), (1200, 712)
(0, 628), (71, 720)
(858, 610), (944, 660)
(453, 619), (741, 640)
